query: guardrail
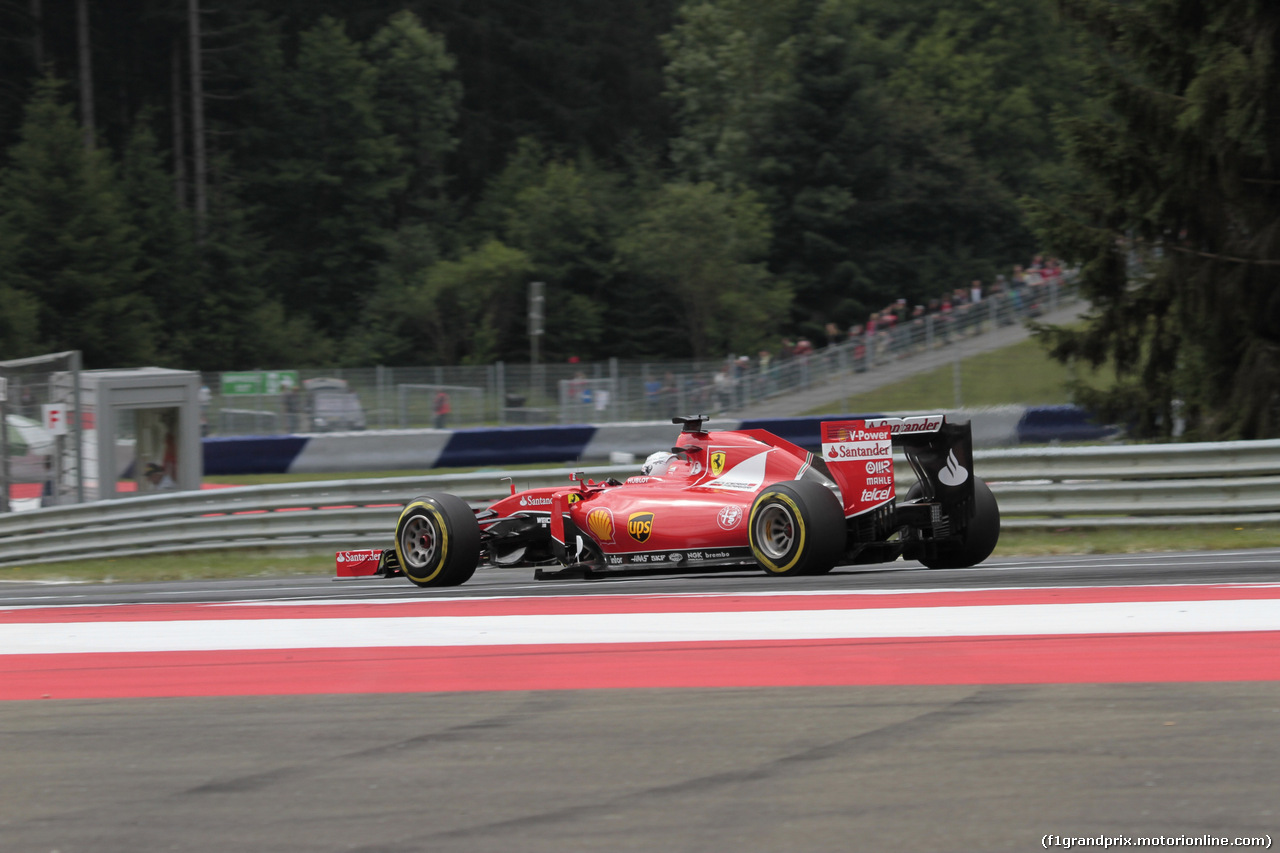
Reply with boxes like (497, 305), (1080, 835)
(3, 438), (1280, 567)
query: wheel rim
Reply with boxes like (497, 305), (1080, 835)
(755, 503), (795, 561)
(401, 514), (439, 568)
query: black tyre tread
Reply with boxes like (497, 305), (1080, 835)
(749, 479), (845, 576)
(395, 493), (482, 587)
(918, 477), (1000, 569)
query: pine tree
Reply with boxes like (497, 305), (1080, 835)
(662, 0), (806, 189)
(239, 16), (403, 338)
(1032, 0), (1280, 439)
(752, 3), (1020, 330)
(185, 158), (335, 371)
(0, 227), (40, 359)
(617, 182), (788, 359)
(366, 10), (461, 230)
(119, 113), (199, 362)
(877, 0), (1086, 196)
(0, 77), (155, 367)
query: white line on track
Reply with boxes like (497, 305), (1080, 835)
(973, 557), (1280, 572)
(208, 580), (1280, 608)
(5, 598), (1280, 654)
(988, 549), (1280, 565)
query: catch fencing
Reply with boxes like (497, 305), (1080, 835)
(194, 278), (1078, 435)
(0, 351), (86, 511)
(1, 437), (1278, 568)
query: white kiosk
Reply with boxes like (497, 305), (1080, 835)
(57, 368), (203, 500)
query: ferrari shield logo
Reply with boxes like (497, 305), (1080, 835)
(566, 493), (582, 504)
(710, 451), (726, 477)
(627, 512), (654, 543)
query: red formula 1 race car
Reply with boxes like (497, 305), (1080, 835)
(339, 414), (1000, 587)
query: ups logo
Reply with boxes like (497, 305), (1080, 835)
(710, 451), (726, 477)
(587, 508), (614, 543)
(627, 511), (654, 543)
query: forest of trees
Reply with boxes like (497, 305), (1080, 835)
(2, 1), (1277, 438)
(0, 0), (1083, 368)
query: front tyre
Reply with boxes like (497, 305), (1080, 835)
(748, 480), (845, 576)
(394, 493), (481, 587)
(916, 477), (1000, 569)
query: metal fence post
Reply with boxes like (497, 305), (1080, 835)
(953, 356), (963, 408)
(0, 390), (8, 513)
(609, 357), (619, 423)
(71, 351), (83, 504)
(496, 361), (505, 426)
(375, 365), (385, 429)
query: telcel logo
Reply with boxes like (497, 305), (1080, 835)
(860, 488), (892, 502)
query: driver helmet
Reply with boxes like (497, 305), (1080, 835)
(641, 450), (676, 476)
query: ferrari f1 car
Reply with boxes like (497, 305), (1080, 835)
(350, 414), (999, 587)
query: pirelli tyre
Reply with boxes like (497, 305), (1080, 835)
(748, 479), (846, 576)
(394, 493), (482, 587)
(909, 477), (1000, 569)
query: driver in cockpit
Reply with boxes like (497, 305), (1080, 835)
(639, 449), (701, 480)
(641, 450), (676, 476)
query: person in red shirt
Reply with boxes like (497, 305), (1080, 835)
(433, 391), (451, 429)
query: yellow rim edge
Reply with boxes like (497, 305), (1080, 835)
(395, 500), (451, 584)
(749, 491), (806, 574)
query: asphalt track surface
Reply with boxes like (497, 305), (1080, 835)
(3, 551), (1279, 852)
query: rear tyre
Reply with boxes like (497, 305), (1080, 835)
(748, 480), (845, 576)
(915, 477), (1000, 569)
(394, 493), (481, 587)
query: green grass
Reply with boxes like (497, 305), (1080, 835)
(994, 524), (1280, 557)
(806, 336), (1115, 414)
(0, 548), (336, 584)
(4, 524), (1277, 584)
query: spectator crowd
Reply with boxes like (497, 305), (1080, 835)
(660, 254), (1072, 415)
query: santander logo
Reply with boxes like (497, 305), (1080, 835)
(938, 449), (969, 487)
(824, 441), (893, 460)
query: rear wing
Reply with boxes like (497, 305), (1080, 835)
(820, 415), (976, 517)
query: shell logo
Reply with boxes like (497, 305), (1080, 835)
(587, 507), (615, 543)
(822, 423), (853, 442)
